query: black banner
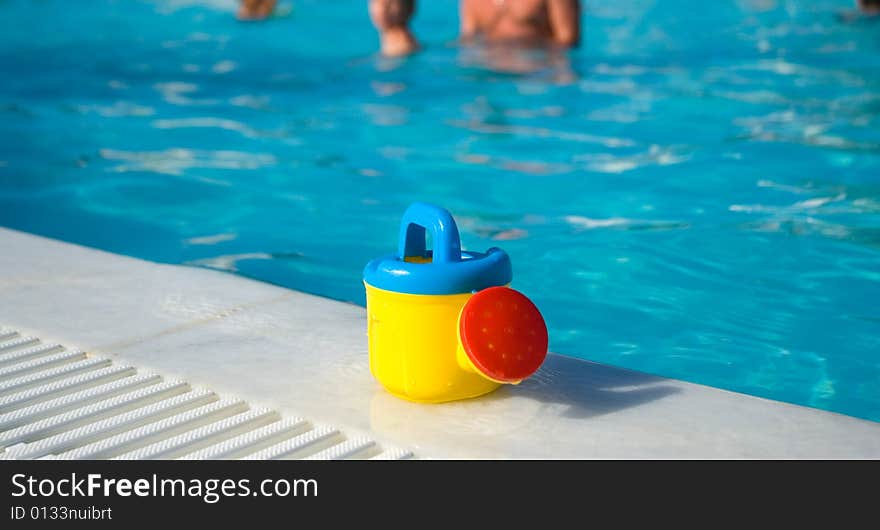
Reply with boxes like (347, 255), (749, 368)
(1, 460), (875, 526)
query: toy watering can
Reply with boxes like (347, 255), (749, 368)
(363, 202), (548, 403)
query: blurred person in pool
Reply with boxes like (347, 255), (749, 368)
(859, 0), (880, 14)
(369, 0), (420, 57)
(238, 0), (276, 20)
(837, 0), (880, 22)
(369, 0), (581, 57)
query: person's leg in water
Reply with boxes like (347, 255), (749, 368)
(369, 0), (419, 56)
(238, 0), (277, 21)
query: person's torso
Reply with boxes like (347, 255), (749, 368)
(467, 0), (552, 42)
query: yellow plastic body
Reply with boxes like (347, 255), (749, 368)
(365, 281), (502, 403)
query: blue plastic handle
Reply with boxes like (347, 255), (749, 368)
(397, 202), (462, 264)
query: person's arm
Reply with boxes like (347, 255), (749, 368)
(459, 0), (478, 42)
(546, 0), (580, 47)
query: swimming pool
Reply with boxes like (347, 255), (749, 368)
(1, 0), (878, 422)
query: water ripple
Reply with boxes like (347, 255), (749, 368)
(99, 148), (276, 175)
(77, 101), (155, 117)
(153, 82), (219, 106)
(447, 119), (635, 148)
(152, 117), (263, 138)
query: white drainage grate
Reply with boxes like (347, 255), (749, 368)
(0, 327), (413, 460)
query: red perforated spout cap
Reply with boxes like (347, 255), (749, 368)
(459, 286), (548, 383)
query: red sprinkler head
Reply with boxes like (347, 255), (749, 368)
(459, 286), (548, 383)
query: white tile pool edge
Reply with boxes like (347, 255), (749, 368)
(1, 227), (879, 459)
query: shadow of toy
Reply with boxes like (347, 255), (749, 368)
(480, 352), (682, 420)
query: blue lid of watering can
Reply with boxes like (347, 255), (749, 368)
(363, 202), (512, 295)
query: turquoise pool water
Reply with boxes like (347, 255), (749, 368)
(1, 0), (878, 421)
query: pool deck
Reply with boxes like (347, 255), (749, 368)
(2, 226), (879, 459)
